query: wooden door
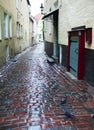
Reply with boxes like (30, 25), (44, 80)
(70, 36), (79, 77)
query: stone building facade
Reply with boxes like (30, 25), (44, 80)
(0, 0), (30, 66)
(43, 0), (94, 85)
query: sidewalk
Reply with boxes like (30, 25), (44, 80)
(0, 46), (33, 78)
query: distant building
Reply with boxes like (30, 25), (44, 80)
(29, 15), (34, 46)
(35, 13), (43, 43)
(0, 0), (30, 66)
(43, 0), (94, 85)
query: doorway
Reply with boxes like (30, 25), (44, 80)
(70, 36), (79, 77)
(6, 45), (10, 62)
(53, 11), (59, 58)
(68, 31), (85, 79)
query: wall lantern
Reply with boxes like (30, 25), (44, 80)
(40, 3), (44, 15)
(86, 28), (92, 44)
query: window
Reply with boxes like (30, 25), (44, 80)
(16, 22), (22, 38)
(9, 16), (12, 38)
(54, 0), (58, 8)
(16, 0), (19, 9)
(0, 16), (1, 40)
(4, 13), (8, 39)
(21, 25), (23, 38)
(16, 0), (21, 11)
(19, 24), (21, 38)
(49, 20), (52, 35)
(16, 22), (19, 38)
(19, 0), (21, 11)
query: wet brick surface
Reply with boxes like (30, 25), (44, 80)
(0, 43), (94, 130)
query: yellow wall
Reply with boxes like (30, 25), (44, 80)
(0, 0), (30, 65)
(21, 0), (30, 50)
(29, 18), (34, 46)
(0, 2), (15, 65)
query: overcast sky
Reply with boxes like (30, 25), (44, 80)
(30, 0), (44, 16)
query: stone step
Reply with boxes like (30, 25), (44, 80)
(47, 57), (55, 63)
(52, 55), (58, 63)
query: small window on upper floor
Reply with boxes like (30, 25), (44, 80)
(16, 0), (19, 9)
(0, 15), (2, 40)
(16, 0), (22, 12)
(9, 16), (12, 38)
(19, 24), (21, 38)
(4, 13), (8, 39)
(19, 0), (21, 12)
(16, 22), (19, 38)
(54, 0), (58, 8)
(21, 25), (23, 38)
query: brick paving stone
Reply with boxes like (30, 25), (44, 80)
(75, 124), (93, 130)
(41, 124), (53, 130)
(0, 43), (94, 130)
(0, 117), (4, 123)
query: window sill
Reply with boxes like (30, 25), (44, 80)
(4, 38), (9, 40)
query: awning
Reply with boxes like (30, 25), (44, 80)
(42, 9), (59, 19)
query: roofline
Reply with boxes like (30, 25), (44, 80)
(27, 0), (31, 6)
(29, 17), (34, 23)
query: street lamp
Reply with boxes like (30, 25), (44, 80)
(40, 3), (44, 15)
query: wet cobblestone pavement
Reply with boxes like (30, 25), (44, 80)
(0, 43), (94, 130)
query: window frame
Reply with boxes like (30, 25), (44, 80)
(4, 13), (9, 39)
(0, 15), (2, 40)
(16, 22), (19, 38)
(16, 0), (22, 12)
(9, 16), (12, 38)
(16, 0), (19, 9)
(20, 25), (23, 38)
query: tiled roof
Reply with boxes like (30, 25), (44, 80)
(35, 13), (43, 22)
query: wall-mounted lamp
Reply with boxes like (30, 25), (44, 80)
(86, 28), (92, 44)
(40, 3), (44, 15)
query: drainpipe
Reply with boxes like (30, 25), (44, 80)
(59, 44), (62, 64)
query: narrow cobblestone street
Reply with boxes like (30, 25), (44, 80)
(0, 43), (94, 130)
